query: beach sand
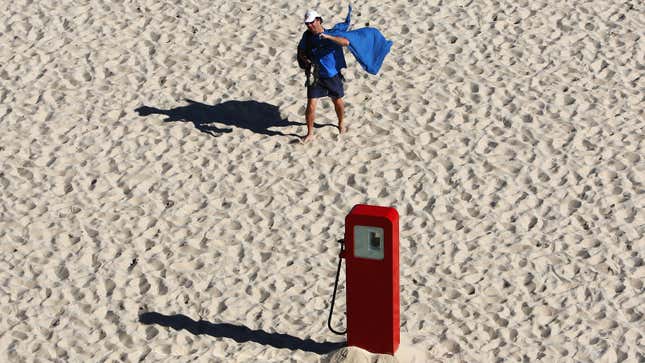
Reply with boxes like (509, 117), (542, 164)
(1, 0), (643, 361)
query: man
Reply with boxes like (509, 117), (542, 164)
(297, 9), (351, 143)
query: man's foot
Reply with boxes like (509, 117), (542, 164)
(300, 134), (316, 144)
(338, 123), (347, 134)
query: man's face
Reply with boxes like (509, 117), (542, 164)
(305, 18), (322, 34)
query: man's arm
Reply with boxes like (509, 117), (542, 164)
(321, 33), (350, 47)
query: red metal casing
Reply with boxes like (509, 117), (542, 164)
(343, 204), (399, 355)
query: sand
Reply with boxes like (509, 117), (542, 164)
(1, 0), (643, 361)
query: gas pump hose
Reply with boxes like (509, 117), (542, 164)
(327, 239), (348, 335)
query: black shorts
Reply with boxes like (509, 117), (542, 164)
(307, 73), (344, 99)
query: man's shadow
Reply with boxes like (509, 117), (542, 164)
(135, 99), (309, 138)
(139, 312), (345, 354)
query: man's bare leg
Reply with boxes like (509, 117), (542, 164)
(302, 98), (317, 143)
(332, 97), (346, 134)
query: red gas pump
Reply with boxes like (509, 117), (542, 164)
(328, 204), (400, 355)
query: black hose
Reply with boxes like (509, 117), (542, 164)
(327, 239), (347, 335)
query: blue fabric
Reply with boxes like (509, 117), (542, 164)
(326, 5), (393, 75)
(328, 28), (393, 75)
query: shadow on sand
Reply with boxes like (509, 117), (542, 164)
(135, 99), (319, 138)
(139, 312), (345, 355)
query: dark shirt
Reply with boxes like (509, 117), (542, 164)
(298, 31), (347, 78)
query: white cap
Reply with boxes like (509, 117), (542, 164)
(304, 9), (321, 23)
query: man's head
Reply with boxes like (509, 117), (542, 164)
(304, 9), (323, 34)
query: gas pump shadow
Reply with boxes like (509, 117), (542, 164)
(139, 312), (345, 354)
(135, 99), (336, 138)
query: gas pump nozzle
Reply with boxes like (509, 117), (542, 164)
(328, 238), (348, 335)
